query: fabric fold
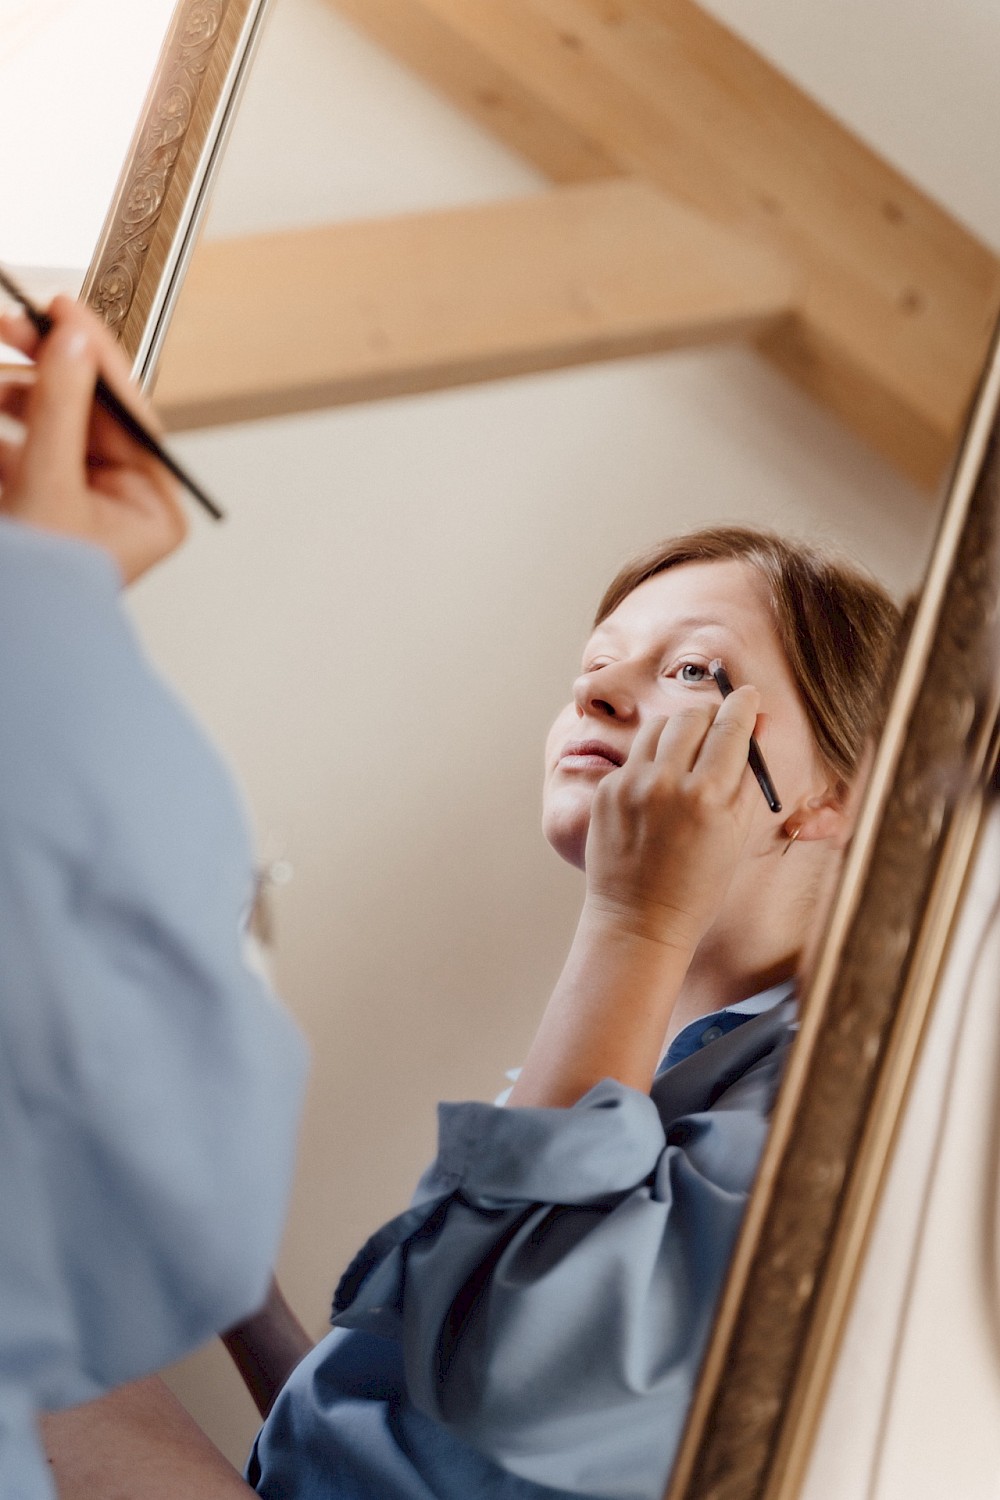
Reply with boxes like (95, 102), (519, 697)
(317, 1002), (794, 1499)
(0, 523), (308, 1495)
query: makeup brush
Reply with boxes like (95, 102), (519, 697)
(0, 266), (223, 521)
(709, 658), (782, 813)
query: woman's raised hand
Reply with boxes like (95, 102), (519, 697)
(509, 685), (765, 1107)
(0, 296), (187, 584)
(582, 686), (762, 955)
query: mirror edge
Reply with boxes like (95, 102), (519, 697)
(664, 316), (1000, 1500)
(79, 0), (274, 387)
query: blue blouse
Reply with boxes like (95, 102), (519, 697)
(0, 523), (308, 1498)
(250, 983), (795, 1500)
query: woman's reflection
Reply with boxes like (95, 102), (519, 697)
(47, 524), (901, 1499)
(243, 530), (901, 1500)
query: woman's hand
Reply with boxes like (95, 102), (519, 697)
(508, 686), (762, 1107)
(583, 686), (762, 953)
(0, 296), (187, 584)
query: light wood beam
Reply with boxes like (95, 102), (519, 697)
(327, 0), (1000, 489)
(154, 179), (794, 432)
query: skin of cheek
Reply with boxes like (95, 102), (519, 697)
(541, 702), (598, 872)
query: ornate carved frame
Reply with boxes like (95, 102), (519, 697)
(80, 0), (274, 385)
(665, 320), (1000, 1500)
(84, 8), (1000, 1497)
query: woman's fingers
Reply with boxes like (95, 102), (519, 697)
(0, 431), (24, 488)
(16, 319), (99, 498)
(691, 685), (760, 792)
(0, 296), (188, 582)
(623, 706), (720, 777)
(651, 704), (719, 773)
(622, 714), (669, 766)
(51, 297), (164, 439)
(619, 687), (760, 798)
(1, 299), (162, 441)
(1, 301), (167, 499)
(0, 309), (40, 358)
(0, 345), (36, 423)
(0, 394), (26, 440)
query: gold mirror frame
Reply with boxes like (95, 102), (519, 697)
(80, 0), (274, 386)
(89, 9), (1000, 1496)
(666, 319), (1000, 1500)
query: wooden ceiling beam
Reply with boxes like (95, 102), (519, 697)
(327, 0), (1000, 489)
(154, 179), (794, 432)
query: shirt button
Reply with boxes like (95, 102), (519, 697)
(700, 1025), (724, 1045)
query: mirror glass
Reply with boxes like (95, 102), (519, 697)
(73, 0), (1000, 1485)
(0, 0), (176, 312)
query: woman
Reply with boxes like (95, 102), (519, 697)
(237, 527), (899, 1500)
(0, 299), (306, 1499)
(32, 309), (900, 1498)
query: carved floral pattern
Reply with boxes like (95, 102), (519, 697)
(85, 0), (227, 334)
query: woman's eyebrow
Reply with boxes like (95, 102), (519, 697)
(666, 616), (740, 640)
(586, 617), (739, 651)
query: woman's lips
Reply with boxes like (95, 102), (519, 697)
(558, 739), (626, 771)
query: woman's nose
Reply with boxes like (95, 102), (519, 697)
(573, 664), (638, 720)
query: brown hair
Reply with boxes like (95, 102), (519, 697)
(594, 526), (902, 788)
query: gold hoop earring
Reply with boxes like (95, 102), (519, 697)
(781, 825), (802, 857)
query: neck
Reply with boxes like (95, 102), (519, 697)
(661, 843), (842, 1050)
(663, 941), (798, 1048)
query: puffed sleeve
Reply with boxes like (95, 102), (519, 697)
(0, 521), (308, 1426)
(0, 1385), (53, 1500)
(332, 1009), (792, 1500)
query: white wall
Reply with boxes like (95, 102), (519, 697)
(131, 0), (997, 1468)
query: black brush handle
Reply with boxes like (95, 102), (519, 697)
(0, 267), (223, 521)
(709, 659), (782, 814)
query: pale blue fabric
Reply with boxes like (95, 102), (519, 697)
(250, 984), (794, 1500)
(0, 521), (308, 1497)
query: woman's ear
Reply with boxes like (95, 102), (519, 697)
(788, 749), (873, 852)
(788, 791), (853, 851)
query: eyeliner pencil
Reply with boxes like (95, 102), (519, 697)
(0, 266), (223, 522)
(709, 658), (782, 814)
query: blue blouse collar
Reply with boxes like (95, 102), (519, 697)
(657, 978), (796, 1073)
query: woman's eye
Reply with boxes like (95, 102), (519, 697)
(676, 662), (710, 684)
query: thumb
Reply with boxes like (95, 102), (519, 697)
(18, 318), (98, 497)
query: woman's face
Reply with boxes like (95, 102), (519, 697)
(542, 558), (832, 871)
